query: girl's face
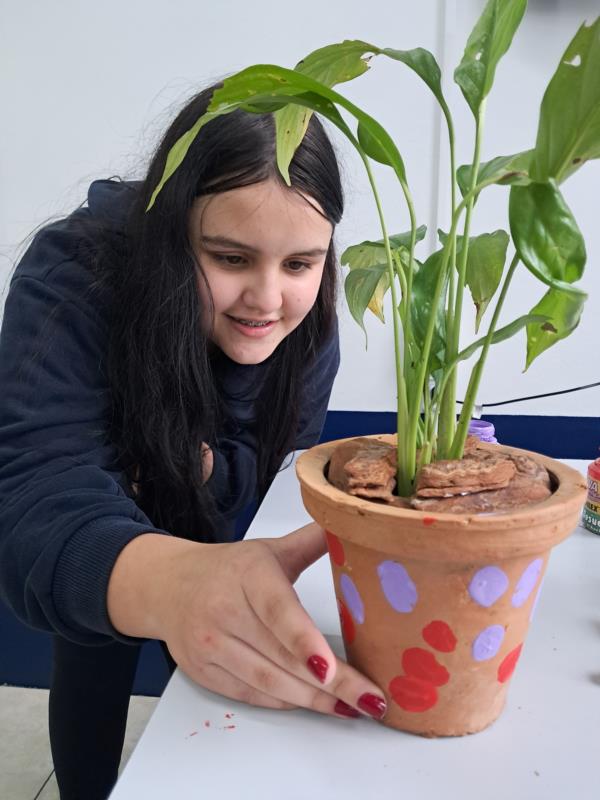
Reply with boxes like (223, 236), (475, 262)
(188, 179), (333, 365)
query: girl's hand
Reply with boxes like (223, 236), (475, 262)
(108, 525), (387, 721)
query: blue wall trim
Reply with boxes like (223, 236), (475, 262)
(320, 412), (600, 459)
(2, 412), (597, 695)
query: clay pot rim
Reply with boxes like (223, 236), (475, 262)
(296, 435), (586, 536)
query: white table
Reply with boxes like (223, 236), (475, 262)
(110, 458), (600, 800)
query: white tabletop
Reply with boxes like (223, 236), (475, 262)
(110, 457), (600, 800)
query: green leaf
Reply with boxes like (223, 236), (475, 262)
(525, 288), (586, 369)
(411, 250), (446, 371)
(209, 64), (406, 179)
(341, 227), (426, 321)
(456, 314), (550, 365)
(456, 150), (532, 198)
(439, 229), (509, 330)
(381, 47), (447, 109)
(454, 0), (527, 116)
(275, 40), (377, 184)
(146, 110), (223, 210)
(344, 264), (388, 344)
(294, 39), (378, 85)
(531, 18), (600, 183)
(341, 227), (427, 269)
(509, 181), (588, 294)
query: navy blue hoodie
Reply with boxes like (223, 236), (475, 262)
(0, 180), (339, 646)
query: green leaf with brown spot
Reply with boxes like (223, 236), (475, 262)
(525, 287), (586, 369)
(531, 18), (600, 183)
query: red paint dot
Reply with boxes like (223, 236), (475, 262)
(423, 517), (437, 526)
(402, 647), (450, 686)
(389, 675), (438, 712)
(325, 530), (345, 566)
(497, 643), (523, 683)
(338, 598), (356, 644)
(422, 620), (457, 653)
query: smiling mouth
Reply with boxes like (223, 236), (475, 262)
(228, 316), (277, 327)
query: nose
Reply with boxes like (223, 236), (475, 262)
(241, 265), (283, 314)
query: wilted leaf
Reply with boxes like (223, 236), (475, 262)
(341, 227), (426, 320)
(344, 264), (388, 344)
(439, 229), (509, 330)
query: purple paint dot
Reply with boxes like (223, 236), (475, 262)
(472, 625), (505, 661)
(512, 558), (543, 608)
(469, 566), (509, 608)
(340, 574), (364, 624)
(377, 560), (418, 613)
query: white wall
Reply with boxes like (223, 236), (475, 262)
(438, 0), (600, 417)
(1, 0), (598, 417)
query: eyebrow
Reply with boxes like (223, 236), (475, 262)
(199, 235), (328, 258)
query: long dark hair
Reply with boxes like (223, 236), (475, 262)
(90, 85), (343, 542)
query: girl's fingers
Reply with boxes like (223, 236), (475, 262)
(181, 660), (298, 711)
(242, 541), (338, 685)
(240, 541), (387, 720)
(200, 634), (360, 719)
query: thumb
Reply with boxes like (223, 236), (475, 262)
(266, 522), (327, 583)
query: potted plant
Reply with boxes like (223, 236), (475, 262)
(148, 0), (597, 735)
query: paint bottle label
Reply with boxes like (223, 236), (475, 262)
(582, 458), (600, 535)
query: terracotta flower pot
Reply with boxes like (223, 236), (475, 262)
(296, 435), (586, 736)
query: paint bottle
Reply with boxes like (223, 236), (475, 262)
(582, 458), (600, 535)
(468, 419), (498, 444)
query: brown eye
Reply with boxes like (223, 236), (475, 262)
(213, 254), (245, 266)
(286, 261), (310, 272)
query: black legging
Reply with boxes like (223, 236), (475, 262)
(49, 635), (177, 800)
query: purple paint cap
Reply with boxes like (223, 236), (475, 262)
(468, 419), (497, 444)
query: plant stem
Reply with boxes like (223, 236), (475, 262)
(400, 182), (418, 367)
(449, 252), (520, 459)
(437, 104), (458, 457)
(359, 153), (412, 496)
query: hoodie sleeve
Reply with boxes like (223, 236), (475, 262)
(0, 254), (171, 646)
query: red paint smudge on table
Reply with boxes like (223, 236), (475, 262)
(204, 720), (210, 728)
(497, 643), (523, 683)
(225, 725), (236, 730)
(422, 620), (457, 652)
(325, 530), (345, 566)
(402, 647), (450, 686)
(225, 713), (235, 719)
(338, 598), (356, 644)
(423, 517), (436, 526)
(188, 731), (198, 737)
(389, 675), (438, 712)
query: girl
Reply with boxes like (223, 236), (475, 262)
(0, 84), (387, 800)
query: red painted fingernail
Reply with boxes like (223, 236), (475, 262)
(334, 699), (360, 718)
(357, 693), (387, 719)
(306, 655), (328, 683)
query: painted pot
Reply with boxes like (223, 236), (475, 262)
(296, 435), (586, 737)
